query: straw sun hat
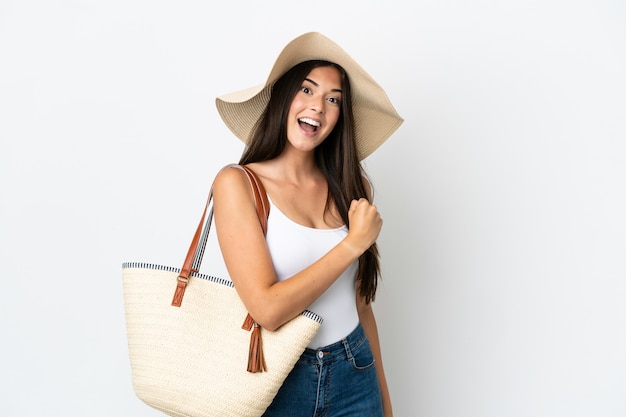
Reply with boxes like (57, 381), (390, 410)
(216, 32), (403, 160)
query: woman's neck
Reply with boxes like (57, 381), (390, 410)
(271, 148), (320, 183)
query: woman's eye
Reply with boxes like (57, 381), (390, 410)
(328, 97), (341, 105)
(300, 86), (311, 94)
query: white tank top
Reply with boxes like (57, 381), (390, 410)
(265, 198), (359, 349)
(200, 197), (359, 349)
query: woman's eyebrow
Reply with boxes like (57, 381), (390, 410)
(304, 77), (343, 93)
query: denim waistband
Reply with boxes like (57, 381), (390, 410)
(300, 323), (366, 364)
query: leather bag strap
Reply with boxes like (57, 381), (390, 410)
(171, 164), (269, 307)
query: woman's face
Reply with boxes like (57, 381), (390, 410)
(285, 65), (342, 155)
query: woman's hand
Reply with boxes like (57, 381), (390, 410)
(344, 198), (382, 255)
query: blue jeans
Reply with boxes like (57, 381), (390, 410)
(263, 323), (383, 417)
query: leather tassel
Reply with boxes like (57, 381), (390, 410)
(241, 313), (254, 331)
(247, 323), (267, 373)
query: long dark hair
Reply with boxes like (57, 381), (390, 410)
(239, 60), (380, 304)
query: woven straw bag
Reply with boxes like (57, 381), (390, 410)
(122, 164), (322, 417)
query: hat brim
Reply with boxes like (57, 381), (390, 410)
(216, 32), (403, 160)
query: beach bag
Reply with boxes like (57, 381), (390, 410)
(122, 164), (322, 416)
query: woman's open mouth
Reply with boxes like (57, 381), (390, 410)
(298, 117), (320, 133)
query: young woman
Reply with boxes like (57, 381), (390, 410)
(210, 32), (403, 417)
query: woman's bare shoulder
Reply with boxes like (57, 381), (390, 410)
(212, 164), (255, 201)
(244, 161), (275, 180)
(213, 164), (244, 183)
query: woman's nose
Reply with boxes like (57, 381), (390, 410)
(310, 96), (325, 113)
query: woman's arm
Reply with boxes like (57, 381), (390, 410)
(358, 296), (393, 417)
(212, 166), (382, 331)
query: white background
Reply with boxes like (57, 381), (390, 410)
(1, 1), (625, 416)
